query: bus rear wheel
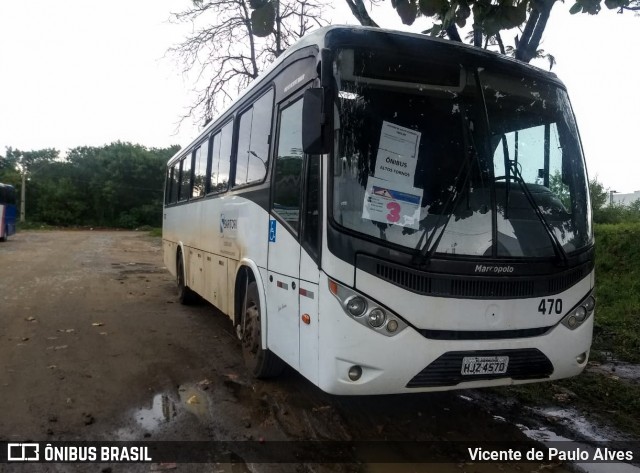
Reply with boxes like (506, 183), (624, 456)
(177, 252), (196, 305)
(241, 281), (284, 379)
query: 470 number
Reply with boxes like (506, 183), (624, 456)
(538, 298), (563, 315)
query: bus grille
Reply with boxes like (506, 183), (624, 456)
(361, 257), (590, 299)
(406, 349), (553, 388)
(417, 326), (552, 340)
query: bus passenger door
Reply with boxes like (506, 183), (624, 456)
(266, 96), (305, 370)
(297, 153), (321, 385)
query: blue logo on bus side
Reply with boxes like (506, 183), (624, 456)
(269, 219), (277, 242)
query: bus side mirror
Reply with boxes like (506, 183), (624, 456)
(302, 88), (328, 155)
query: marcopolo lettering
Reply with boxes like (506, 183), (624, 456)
(474, 265), (515, 274)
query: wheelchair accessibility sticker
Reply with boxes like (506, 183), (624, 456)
(269, 219), (277, 242)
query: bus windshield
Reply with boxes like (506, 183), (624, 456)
(332, 48), (592, 259)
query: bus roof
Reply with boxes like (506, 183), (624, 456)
(168, 25), (561, 166)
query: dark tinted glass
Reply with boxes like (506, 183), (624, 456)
(209, 132), (221, 192)
(217, 121), (233, 192)
(234, 89), (273, 186)
(179, 156), (191, 201)
(192, 140), (208, 198)
(235, 109), (253, 186)
(247, 90), (273, 183)
(304, 155), (320, 256)
(273, 98), (304, 232)
(170, 164), (179, 204)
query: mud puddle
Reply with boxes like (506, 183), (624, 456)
(117, 380), (257, 472)
(460, 392), (640, 473)
(588, 361), (640, 384)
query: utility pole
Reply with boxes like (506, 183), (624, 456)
(20, 172), (26, 222)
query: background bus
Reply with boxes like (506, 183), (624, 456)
(0, 183), (17, 242)
(163, 26), (595, 395)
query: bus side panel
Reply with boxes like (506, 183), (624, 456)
(188, 247), (205, 296)
(3, 203), (17, 237)
(164, 192), (270, 321)
(163, 239), (178, 278)
(203, 253), (228, 315)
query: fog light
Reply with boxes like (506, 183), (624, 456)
(348, 365), (362, 381)
(584, 296), (596, 312)
(567, 315), (577, 328)
(368, 308), (386, 328)
(576, 352), (587, 364)
(386, 320), (399, 333)
(345, 296), (367, 317)
(575, 306), (587, 322)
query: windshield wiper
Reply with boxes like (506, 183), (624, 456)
(412, 164), (473, 266)
(509, 160), (569, 266)
(412, 106), (477, 267)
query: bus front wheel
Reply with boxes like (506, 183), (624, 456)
(177, 251), (197, 305)
(241, 281), (284, 379)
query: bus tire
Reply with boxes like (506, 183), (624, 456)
(177, 250), (197, 305)
(242, 281), (284, 379)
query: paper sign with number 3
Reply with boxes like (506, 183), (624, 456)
(386, 202), (401, 223)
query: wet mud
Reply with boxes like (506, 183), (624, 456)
(0, 231), (634, 473)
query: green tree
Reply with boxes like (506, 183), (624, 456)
(346, 0), (636, 63)
(2, 143), (179, 228)
(65, 142), (180, 228)
(3, 147), (59, 222)
(589, 176), (609, 213)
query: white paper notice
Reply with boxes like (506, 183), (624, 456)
(374, 121), (421, 187)
(362, 177), (422, 230)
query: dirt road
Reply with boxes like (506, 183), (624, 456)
(0, 231), (571, 472)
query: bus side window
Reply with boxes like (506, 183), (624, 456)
(170, 163), (180, 204)
(179, 156), (191, 201)
(218, 121), (232, 192)
(165, 167), (172, 204)
(303, 155), (320, 259)
(273, 98), (304, 233)
(191, 139), (209, 198)
(192, 139), (208, 198)
(209, 132), (221, 192)
(234, 89), (274, 186)
(210, 121), (233, 193)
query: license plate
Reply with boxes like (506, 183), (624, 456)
(461, 356), (509, 375)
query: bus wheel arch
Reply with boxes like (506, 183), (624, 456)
(234, 263), (284, 379)
(176, 245), (196, 305)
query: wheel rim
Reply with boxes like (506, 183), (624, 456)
(242, 301), (261, 358)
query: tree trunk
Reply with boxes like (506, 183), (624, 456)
(516, 0), (556, 63)
(344, 0), (379, 27)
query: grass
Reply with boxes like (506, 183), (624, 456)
(497, 223), (640, 438)
(592, 223), (640, 362)
(17, 221), (57, 231)
(16, 221), (164, 237)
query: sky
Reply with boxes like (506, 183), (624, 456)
(0, 1), (638, 192)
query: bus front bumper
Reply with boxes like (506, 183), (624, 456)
(317, 300), (593, 395)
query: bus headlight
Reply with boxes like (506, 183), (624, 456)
(329, 279), (407, 337)
(345, 296), (367, 317)
(583, 295), (596, 312)
(368, 308), (386, 328)
(561, 291), (595, 330)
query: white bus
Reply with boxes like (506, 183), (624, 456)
(163, 26), (595, 395)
